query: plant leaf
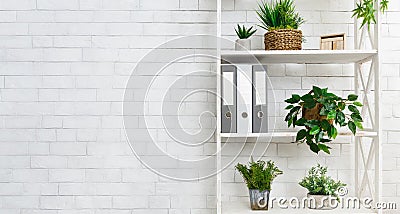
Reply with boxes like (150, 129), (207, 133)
(348, 121), (357, 135)
(348, 94), (358, 101)
(318, 144), (331, 154)
(309, 126), (320, 135)
(296, 129), (308, 141)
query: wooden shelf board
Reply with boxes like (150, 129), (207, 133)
(221, 50), (377, 64)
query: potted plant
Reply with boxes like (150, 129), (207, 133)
(256, 0), (305, 50)
(299, 164), (346, 209)
(284, 86), (364, 154)
(352, 0), (388, 30)
(234, 24), (257, 51)
(235, 159), (283, 210)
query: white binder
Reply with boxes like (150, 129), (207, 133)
(236, 65), (253, 134)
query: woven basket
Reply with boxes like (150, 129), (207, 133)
(302, 103), (333, 124)
(264, 29), (302, 50)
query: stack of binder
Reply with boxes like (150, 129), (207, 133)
(221, 65), (268, 134)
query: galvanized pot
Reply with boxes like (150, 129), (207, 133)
(249, 189), (270, 210)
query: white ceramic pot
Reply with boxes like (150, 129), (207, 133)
(235, 39), (251, 51)
(306, 194), (338, 210)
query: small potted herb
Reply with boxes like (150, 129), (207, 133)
(234, 24), (257, 51)
(236, 159), (283, 210)
(299, 164), (346, 209)
(256, 0), (305, 50)
(284, 86), (364, 154)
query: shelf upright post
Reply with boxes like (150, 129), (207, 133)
(354, 0), (360, 199)
(373, 0), (382, 212)
(216, 0), (222, 213)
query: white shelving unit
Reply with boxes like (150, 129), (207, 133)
(215, 0), (382, 214)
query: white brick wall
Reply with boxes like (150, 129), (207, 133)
(0, 0), (399, 213)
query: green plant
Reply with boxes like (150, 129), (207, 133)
(235, 24), (257, 39)
(284, 86), (364, 154)
(352, 0), (388, 30)
(299, 164), (346, 200)
(236, 159), (283, 192)
(256, 0), (305, 31)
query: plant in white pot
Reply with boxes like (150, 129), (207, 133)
(234, 24), (257, 51)
(236, 159), (283, 210)
(299, 164), (346, 210)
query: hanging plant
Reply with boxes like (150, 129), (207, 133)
(352, 0), (389, 29)
(284, 86), (364, 154)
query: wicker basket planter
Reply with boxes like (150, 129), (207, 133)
(264, 29), (302, 50)
(302, 103), (333, 125)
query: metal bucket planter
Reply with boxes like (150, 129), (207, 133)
(249, 189), (270, 210)
(307, 194), (337, 210)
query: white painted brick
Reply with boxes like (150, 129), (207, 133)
(50, 143), (86, 155)
(75, 196), (112, 209)
(180, 0), (198, 10)
(54, 11), (93, 22)
(103, 0), (139, 10)
(0, 183), (23, 195)
(16, 11), (55, 22)
(85, 169), (121, 182)
(1, 196), (39, 208)
(0, 11), (16, 22)
(37, 0), (79, 10)
(12, 169), (48, 182)
(42, 48), (82, 62)
(53, 36), (91, 48)
(0, 36), (31, 48)
(39, 196), (75, 209)
(23, 183), (58, 196)
(141, 0), (179, 10)
(49, 169), (85, 182)
(31, 156), (67, 168)
(0, 142), (28, 155)
(112, 196), (148, 209)
(33, 36), (53, 48)
(0, 0), (36, 10)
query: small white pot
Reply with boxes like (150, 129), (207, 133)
(306, 194), (338, 210)
(235, 39), (251, 51)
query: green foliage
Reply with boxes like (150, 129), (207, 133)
(299, 164), (346, 200)
(256, 0), (305, 31)
(235, 159), (283, 192)
(235, 24), (257, 39)
(285, 86), (364, 154)
(352, 0), (389, 30)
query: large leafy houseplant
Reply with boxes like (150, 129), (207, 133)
(299, 164), (346, 200)
(285, 86), (364, 154)
(236, 159), (283, 192)
(353, 0), (388, 30)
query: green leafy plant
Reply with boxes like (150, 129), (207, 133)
(235, 24), (257, 39)
(236, 159), (283, 192)
(284, 86), (364, 154)
(299, 164), (346, 200)
(352, 0), (388, 30)
(256, 0), (305, 31)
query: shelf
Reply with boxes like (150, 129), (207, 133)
(223, 201), (376, 214)
(221, 50), (377, 64)
(220, 131), (377, 141)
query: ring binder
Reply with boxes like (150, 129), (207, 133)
(252, 65), (268, 133)
(221, 65), (237, 133)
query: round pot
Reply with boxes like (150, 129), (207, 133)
(306, 194), (338, 210)
(249, 189), (270, 210)
(264, 29), (302, 50)
(235, 39), (251, 51)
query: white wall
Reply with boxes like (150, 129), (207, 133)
(0, 0), (399, 213)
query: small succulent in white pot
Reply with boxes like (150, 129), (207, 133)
(235, 24), (257, 51)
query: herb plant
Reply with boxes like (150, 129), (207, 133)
(236, 159), (283, 192)
(256, 0), (305, 31)
(299, 164), (346, 200)
(235, 24), (257, 39)
(352, 0), (388, 30)
(284, 86), (364, 154)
